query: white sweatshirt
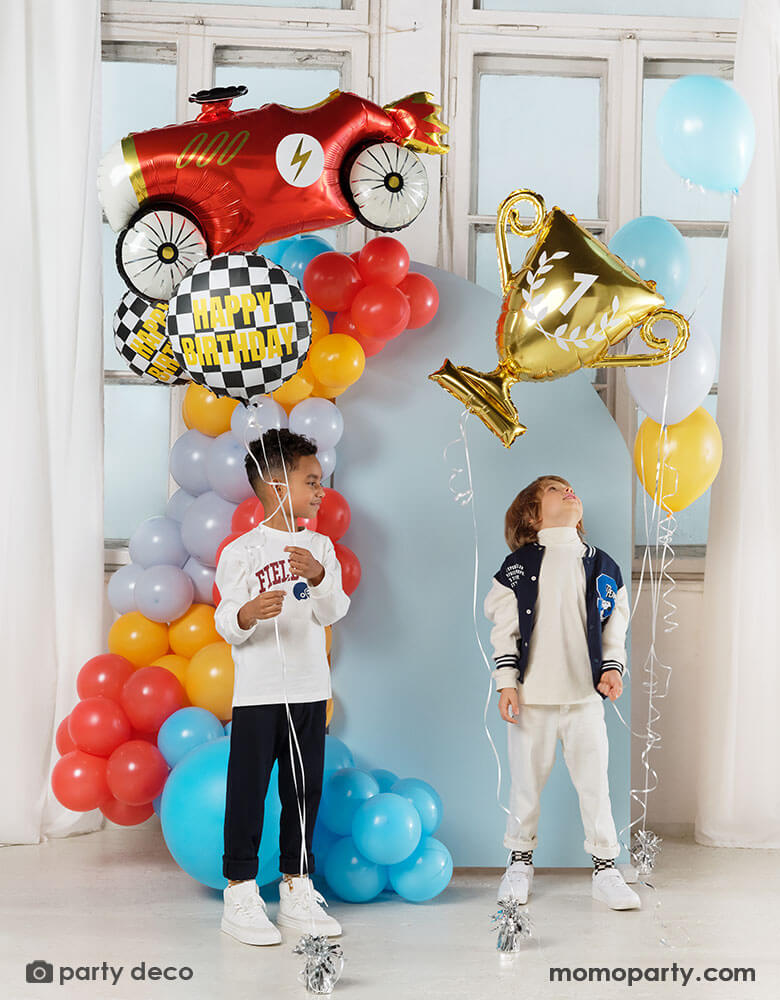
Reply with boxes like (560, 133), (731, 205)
(214, 523), (350, 706)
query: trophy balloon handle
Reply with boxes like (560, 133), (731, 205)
(590, 308), (690, 369)
(429, 361), (526, 448)
(495, 190), (547, 296)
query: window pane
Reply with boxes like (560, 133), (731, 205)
(214, 59), (342, 109)
(102, 50), (177, 154)
(478, 0), (740, 15)
(677, 236), (727, 376)
(642, 76), (733, 222)
(105, 385), (171, 541)
(477, 73), (601, 219)
(150, 0), (344, 8)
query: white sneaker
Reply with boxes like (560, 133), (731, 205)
(277, 877), (342, 937)
(592, 867), (641, 910)
(497, 860), (534, 904)
(221, 880), (282, 945)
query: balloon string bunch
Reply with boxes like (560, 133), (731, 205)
(243, 418), (345, 993)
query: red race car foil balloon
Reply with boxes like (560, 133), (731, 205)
(98, 86), (449, 302)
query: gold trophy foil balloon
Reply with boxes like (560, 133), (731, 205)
(430, 190), (690, 447)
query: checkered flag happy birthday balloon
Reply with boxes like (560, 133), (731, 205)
(113, 292), (190, 385)
(166, 253), (312, 402)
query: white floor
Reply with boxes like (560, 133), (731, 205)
(2, 823), (779, 1000)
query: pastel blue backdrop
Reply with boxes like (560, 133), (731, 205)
(336, 264), (632, 867)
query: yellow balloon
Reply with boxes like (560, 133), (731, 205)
(310, 305), (330, 344)
(108, 612), (169, 668)
(182, 384), (239, 437)
(168, 604), (220, 659)
(326, 698), (334, 727)
(186, 641), (235, 721)
(273, 367), (314, 411)
(151, 653), (191, 699)
(308, 334), (365, 389)
(325, 625), (333, 656)
(634, 407), (722, 513)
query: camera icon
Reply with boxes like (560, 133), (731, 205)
(26, 960), (54, 984)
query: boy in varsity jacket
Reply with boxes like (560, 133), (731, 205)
(484, 475), (640, 911)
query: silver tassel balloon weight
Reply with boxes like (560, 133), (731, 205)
(631, 829), (662, 875)
(492, 897), (533, 953)
(293, 934), (345, 995)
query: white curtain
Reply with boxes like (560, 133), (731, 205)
(0, 1), (104, 842)
(696, 0), (780, 847)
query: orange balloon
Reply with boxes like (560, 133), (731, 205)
(182, 384), (239, 437)
(273, 367), (314, 411)
(308, 334), (365, 389)
(325, 625), (333, 656)
(310, 305), (330, 344)
(151, 653), (191, 703)
(326, 698), (334, 727)
(310, 378), (347, 400)
(186, 641), (235, 721)
(108, 612), (169, 669)
(168, 604), (221, 659)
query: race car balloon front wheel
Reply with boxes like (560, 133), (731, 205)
(345, 142), (429, 232)
(116, 205), (208, 302)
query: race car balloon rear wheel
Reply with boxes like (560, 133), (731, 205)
(345, 142), (429, 232)
(116, 205), (208, 303)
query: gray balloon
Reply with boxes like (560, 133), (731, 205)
(231, 396), (288, 443)
(129, 516), (189, 569)
(183, 556), (217, 605)
(206, 432), (254, 504)
(167, 488), (196, 522)
(317, 448), (337, 479)
(107, 563), (143, 614)
(181, 491), (236, 568)
(135, 565), (195, 624)
(169, 430), (212, 496)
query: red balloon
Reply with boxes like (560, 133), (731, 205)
(298, 514), (319, 531)
(212, 582), (222, 605)
(317, 488), (351, 542)
(68, 697), (132, 758)
(358, 237), (410, 286)
(334, 543), (362, 596)
(349, 251), (361, 265)
(106, 740), (169, 806)
(77, 654), (135, 702)
(352, 331), (386, 358)
(130, 729), (159, 746)
(332, 310), (360, 339)
(56, 716), (77, 756)
(216, 531), (243, 566)
(303, 253), (363, 312)
(51, 751), (110, 812)
(100, 795), (155, 826)
(351, 284), (410, 340)
(398, 272), (439, 329)
(232, 498), (264, 534)
(120, 667), (185, 734)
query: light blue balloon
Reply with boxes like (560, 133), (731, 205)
(388, 837), (453, 903)
(183, 556), (216, 605)
(170, 430), (212, 496)
(371, 769), (399, 793)
(279, 235), (335, 283)
(312, 813), (340, 870)
(324, 735), (354, 776)
(352, 792), (422, 866)
(608, 217), (689, 308)
(107, 563), (143, 614)
(390, 778), (443, 837)
(135, 564), (194, 623)
(158, 707), (226, 769)
(166, 488), (196, 522)
(656, 75), (755, 193)
(206, 432), (254, 504)
(317, 448), (337, 479)
(181, 490), (236, 568)
(152, 793), (162, 816)
(231, 397), (288, 443)
(289, 398), (344, 451)
(255, 237), (301, 265)
(160, 737), (282, 888)
(320, 768), (379, 836)
(129, 516), (189, 569)
(324, 836), (386, 903)
(224, 721), (232, 736)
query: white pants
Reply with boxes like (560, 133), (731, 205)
(504, 700), (620, 859)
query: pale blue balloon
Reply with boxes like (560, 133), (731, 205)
(158, 707), (226, 769)
(279, 235), (335, 283)
(324, 836), (386, 903)
(206, 432), (254, 504)
(352, 792), (422, 866)
(324, 735), (354, 776)
(223, 721), (232, 736)
(370, 769), (399, 793)
(320, 768), (379, 836)
(107, 563), (143, 614)
(390, 778), (443, 837)
(312, 813), (340, 870)
(183, 556), (216, 605)
(317, 448), (337, 479)
(152, 793), (162, 816)
(166, 488), (196, 522)
(289, 398), (344, 451)
(255, 237), (300, 265)
(608, 217), (689, 308)
(135, 564), (194, 623)
(656, 75), (755, 193)
(170, 430), (212, 496)
(129, 516), (189, 569)
(231, 397), (288, 444)
(181, 491), (236, 568)
(388, 836), (453, 902)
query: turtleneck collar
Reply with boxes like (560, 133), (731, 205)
(537, 525), (582, 547)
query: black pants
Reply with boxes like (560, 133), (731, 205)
(222, 701), (326, 881)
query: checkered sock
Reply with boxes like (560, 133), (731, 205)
(511, 850), (533, 865)
(592, 856), (615, 873)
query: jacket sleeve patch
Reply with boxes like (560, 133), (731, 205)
(596, 573), (618, 621)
